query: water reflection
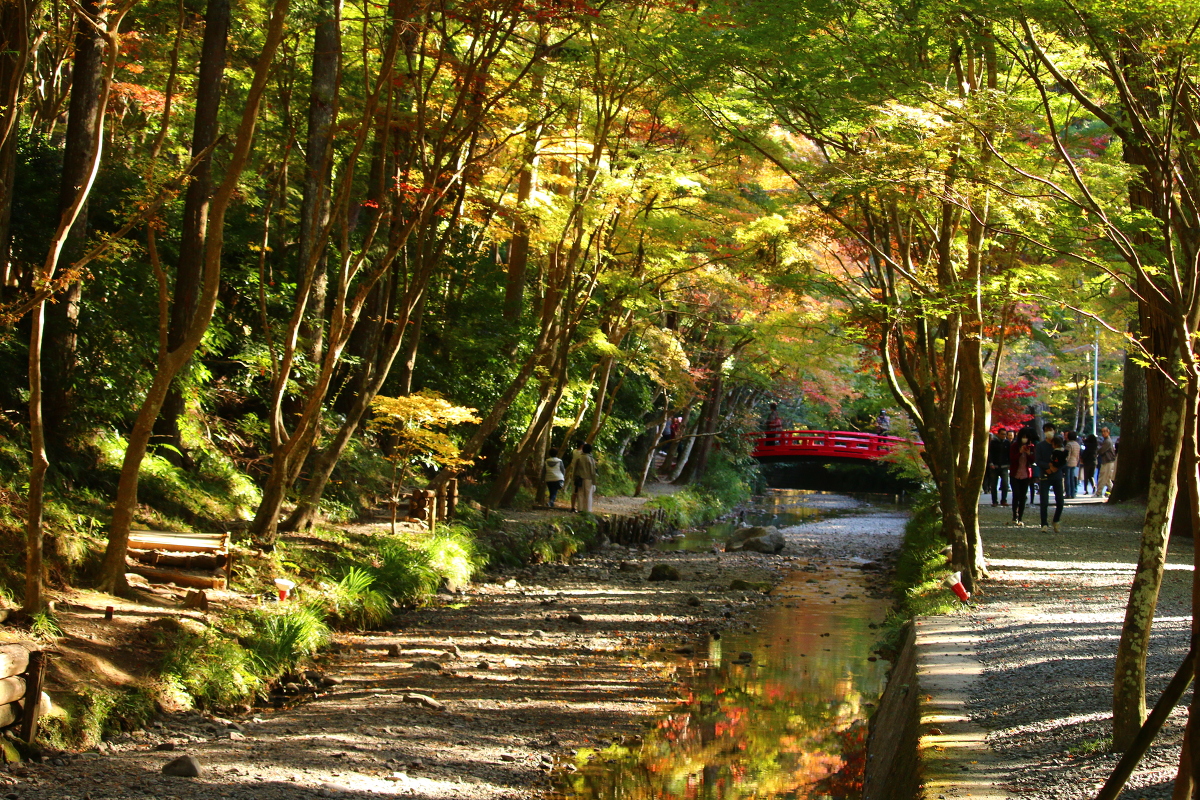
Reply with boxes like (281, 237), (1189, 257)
(659, 490), (830, 552)
(550, 566), (888, 799)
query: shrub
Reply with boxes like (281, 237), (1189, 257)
(157, 624), (263, 709)
(477, 517), (598, 567)
(40, 685), (157, 750)
(697, 451), (753, 508)
(365, 527), (485, 603)
(237, 605), (330, 678)
(371, 537), (441, 602)
(316, 566), (391, 630)
(596, 450), (635, 496)
(876, 488), (958, 658)
(646, 486), (728, 528)
(422, 526), (484, 591)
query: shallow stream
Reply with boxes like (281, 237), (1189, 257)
(551, 494), (891, 799)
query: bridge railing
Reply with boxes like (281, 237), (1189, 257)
(743, 429), (911, 459)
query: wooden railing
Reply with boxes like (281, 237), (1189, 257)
(744, 429), (911, 460)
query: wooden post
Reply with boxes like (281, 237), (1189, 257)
(409, 488), (427, 521)
(436, 484), (448, 522)
(446, 478), (458, 519)
(19, 651), (46, 744)
(425, 489), (438, 531)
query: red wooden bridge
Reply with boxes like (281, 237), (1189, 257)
(745, 430), (911, 463)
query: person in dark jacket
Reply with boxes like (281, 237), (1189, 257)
(1081, 433), (1098, 494)
(1009, 429), (1036, 526)
(987, 431), (1010, 506)
(1036, 426), (1067, 531)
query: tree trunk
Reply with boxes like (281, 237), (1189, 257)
(297, 0), (342, 365)
(394, 293), (424, 395)
(676, 371), (723, 485)
(1181, 375), (1200, 796)
(43, 0), (106, 457)
(98, 0), (293, 592)
(635, 402), (671, 496)
(23, 302), (48, 613)
(25, 0), (125, 611)
(1112, 380), (1186, 750)
(1112, 346), (1152, 501)
(0, 0), (27, 299)
(153, 0), (231, 466)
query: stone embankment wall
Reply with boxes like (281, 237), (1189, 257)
(863, 622), (921, 799)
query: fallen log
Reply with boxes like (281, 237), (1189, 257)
(0, 702), (16, 729)
(128, 549), (228, 570)
(0, 646), (29, 680)
(0, 676), (24, 705)
(125, 564), (227, 590)
(128, 531), (230, 553)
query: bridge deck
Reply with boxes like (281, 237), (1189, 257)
(746, 430), (909, 462)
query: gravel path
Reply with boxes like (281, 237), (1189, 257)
(965, 497), (1194, 799)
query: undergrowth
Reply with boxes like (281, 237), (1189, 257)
(877, 487), (959, 657)
(646, 453), (752, 528)
(39, 685), (158, 751)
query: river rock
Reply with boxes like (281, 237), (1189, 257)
(725, 526), (785, 554)
(648, 564), (681, 581)
(162, 755), (202, 777)
(403, 692), (443, 710)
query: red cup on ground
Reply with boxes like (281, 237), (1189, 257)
(274, 578), (296, 601)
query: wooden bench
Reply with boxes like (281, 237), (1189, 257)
(127, 531), (232, 590)
(0, 645), (48, 744)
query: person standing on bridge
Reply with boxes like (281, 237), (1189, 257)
(987, 431), (1010, 507)
(765, 403), (784, 445)
(875, 410), (891, 436)
(1009, 428), (1035, 526)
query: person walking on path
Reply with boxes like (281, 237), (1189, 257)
(988, 431), (1010, 506)
(1037, 428), (1067, 531)
(1064, 431), (1081, 499)
(1082, 432), (1098, 494)
(1094, 427), (1117, 498)
(543, 448), (566, 508)
(1009, 429), (1035, 526)
(567, 442), (598, 513)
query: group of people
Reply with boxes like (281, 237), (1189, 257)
(985, 424), (1119, 529)
(542, 443), (599, 513)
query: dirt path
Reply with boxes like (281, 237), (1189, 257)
(9, 529), (802, 799)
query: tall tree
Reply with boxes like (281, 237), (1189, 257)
(151, 0), (231, 466)
(98, 0), (294, 592)
(26, 0), (129, 611)
(42, 0), (107, 458)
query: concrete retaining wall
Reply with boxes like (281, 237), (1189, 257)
(863, 622), (921, 800)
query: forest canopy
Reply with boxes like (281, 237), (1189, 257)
(0, 0), (1181, 612)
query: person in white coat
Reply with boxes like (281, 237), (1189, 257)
(543, 448), (566, 508)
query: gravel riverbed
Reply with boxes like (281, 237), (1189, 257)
(965, 498), (1194, 799)
(2, 493), (904, 800)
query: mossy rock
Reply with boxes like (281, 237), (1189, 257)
(728, 579), (771, 592)
(647, 564), (681, 582)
